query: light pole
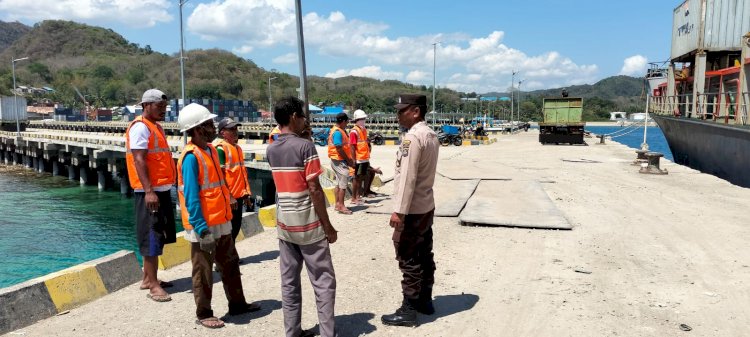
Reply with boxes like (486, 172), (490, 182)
(12, 56), (29, 136)
(516, 79), (524, 131)
(179, 0), (189, 145)
(268, 76), (277, 112)
(510, 70), (517, 126)
(294, 0), (309, 119)
(431, 42), (440, 115)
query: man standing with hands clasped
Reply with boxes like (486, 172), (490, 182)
(125, 88), (176, 303)
(177, 104), (260, 329)
(215, 117), (253, 241)
(382, 94), (440, 327)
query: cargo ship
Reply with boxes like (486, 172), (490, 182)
(648, 0), (750, 188)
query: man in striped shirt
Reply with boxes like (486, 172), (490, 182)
(266, 96), (338, 337)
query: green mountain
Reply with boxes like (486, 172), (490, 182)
(0, 21), (31, 53)
(0, 20), (643, 121)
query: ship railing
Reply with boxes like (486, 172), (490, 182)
(649, 94), (693, 117)
(695, 91), (743, 124)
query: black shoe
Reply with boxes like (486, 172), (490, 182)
(381, 299), (417, 327)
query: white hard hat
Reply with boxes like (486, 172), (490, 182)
(178, 103), (217, 132)
(353, 109), (367, 120)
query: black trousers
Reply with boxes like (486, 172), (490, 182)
(231, 195), (248, 241)
(392, 209), (436, 300)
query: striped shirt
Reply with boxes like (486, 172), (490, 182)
(266, 133), (325, 245)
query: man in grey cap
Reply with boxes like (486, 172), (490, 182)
(215, 118), (253, 241)
(382, 94), (440, 327)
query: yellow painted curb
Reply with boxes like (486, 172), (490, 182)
(259, 204), (277, 227)
(254, 153), (265, 161)
(43, 265), (108, 312)
(371, 175), (383, 188)
(236, 230), (246, 242)
(254, 140), (264, 145)
(385, 140), (396, 146)
(158, 233), (192, 270)
(462, 140), (471, 146)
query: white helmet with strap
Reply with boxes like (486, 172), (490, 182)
(353, 109), (367, 121)
(178, 103), (217, 132)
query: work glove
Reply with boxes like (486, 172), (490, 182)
(198, 232), (216, 254)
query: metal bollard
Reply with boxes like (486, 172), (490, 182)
(639, 152), (668, 175)
(632, 149), (649, 166)
(598, 134), (606, 144)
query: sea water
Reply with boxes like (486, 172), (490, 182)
(585, 125), (673, 161)
(0, 166), (182, 288)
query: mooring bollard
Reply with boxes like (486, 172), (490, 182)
(598, 134), (606, 144)
(632, 149), (649, 166)
(639, 152), (668, 175)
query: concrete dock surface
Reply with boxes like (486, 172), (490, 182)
(7, 131), (750, 336)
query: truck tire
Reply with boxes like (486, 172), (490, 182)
(453, 137), (463, 146)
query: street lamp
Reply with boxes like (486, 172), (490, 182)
(268, 76), (277, 112)
(510, 70), (517, 131)
(179, 0), (188, 145)
(517, 79), (524, 129)
(12, 56), (29, 136)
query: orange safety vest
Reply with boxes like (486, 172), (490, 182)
(125, 116), (176, 191)
(352, 124), (370, 163)
(327, 125), (351, 161)
(215, 139), (251, 199)
(177, 143), (233, 229)
(268, 126), (281, 144)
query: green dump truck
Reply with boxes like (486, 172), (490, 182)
(538, 97), (585, 144)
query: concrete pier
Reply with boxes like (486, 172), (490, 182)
(79, 166), (87, 186)
(67, 165), (75, 181)
(52, 161), (59, 176)
(6, 131), (750, 336)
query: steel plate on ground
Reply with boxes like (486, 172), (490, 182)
(459, 180), (572, 230)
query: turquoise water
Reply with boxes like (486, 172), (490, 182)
(0, 166), (182, 288)
(586, 125), (673, 161)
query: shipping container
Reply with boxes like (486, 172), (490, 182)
(97, 115), (112, 122)
(672, 0), (750, 60)
(0, 96), (28, 123)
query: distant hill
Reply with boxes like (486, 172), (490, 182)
(0, 19), (643, 121)
(0, 21), (31, 53)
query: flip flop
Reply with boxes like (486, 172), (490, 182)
(139, 280), (174, 290)
(228, 302), (262, 316)
(196, 317), (225, 329)
(350, 200), (365, 206)
(336, 209), (353, 215)
(146, 293), (172, 302)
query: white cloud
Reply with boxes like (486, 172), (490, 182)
(233, 45), (254, 54)
(0, 0), (172, 27)
(406, 70), (430, 82)
(620, 55), (648, 76)
(272, 52), (297, 64)
(187, 0), (600, 91)
(324, 66), (403, 81)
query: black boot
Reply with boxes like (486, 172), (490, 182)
(381, 298), (418, 327)
(415, 287), (435, 315)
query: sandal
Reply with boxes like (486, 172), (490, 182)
(196, 317), (225, 329)
(146, 293), (172, 302)
(336, 208), (353, 215)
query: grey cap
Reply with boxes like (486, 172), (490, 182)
(217, 117), (240, 131)
(139, 89), (167, 105)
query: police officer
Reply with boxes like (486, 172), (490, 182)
(381, 94), (440, 327)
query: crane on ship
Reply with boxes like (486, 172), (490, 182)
(72, 85), (97, 121)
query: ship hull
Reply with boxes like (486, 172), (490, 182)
(653, 115), (750, 188)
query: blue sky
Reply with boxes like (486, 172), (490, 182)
(0, 0), (679, 93)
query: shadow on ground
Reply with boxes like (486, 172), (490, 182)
(241, 250), (280, 264)
(220, 299), (283, 324)
(419, 293), (479, 324)
(305, 312), (377, 336)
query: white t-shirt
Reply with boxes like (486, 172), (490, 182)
(127, 122), (172, 192)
